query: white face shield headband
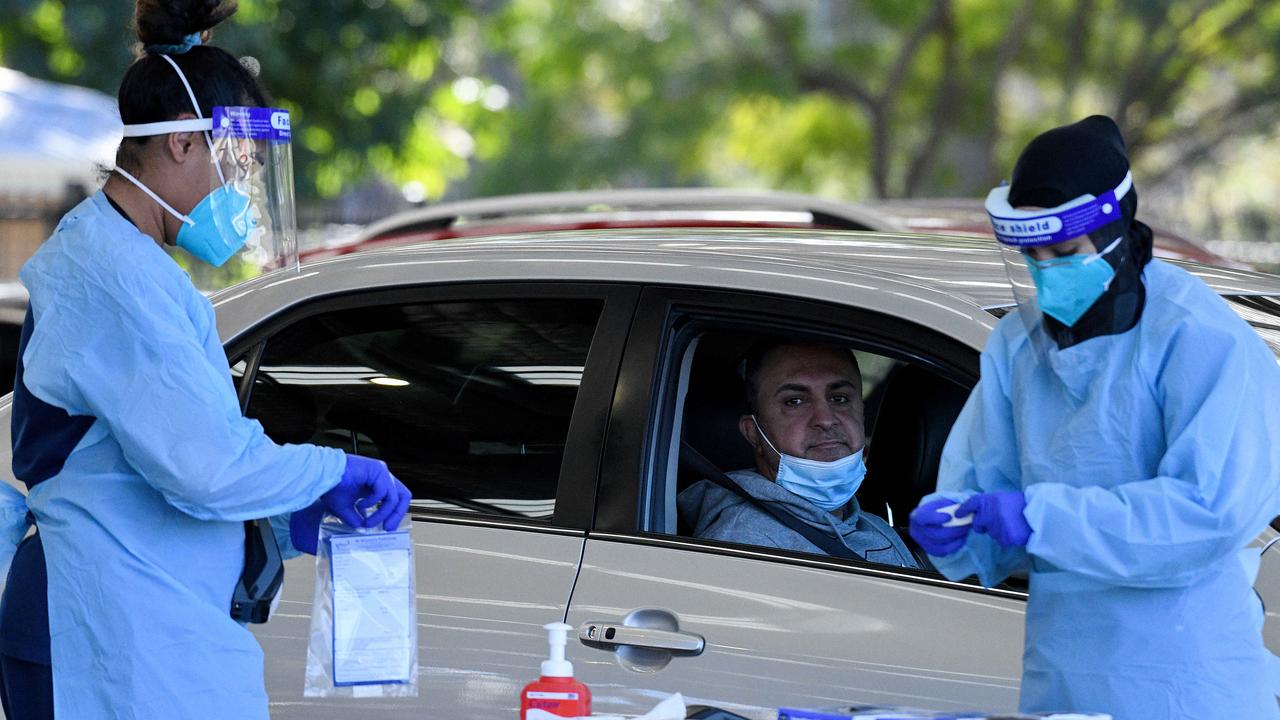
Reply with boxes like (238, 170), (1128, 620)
(984, 171), (1133, 248)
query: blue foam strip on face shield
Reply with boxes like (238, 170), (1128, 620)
(985, 171), (1132, 247)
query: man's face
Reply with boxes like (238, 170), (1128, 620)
(740, 345), (866, 479)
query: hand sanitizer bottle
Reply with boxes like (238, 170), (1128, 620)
(520, 622), (592, 718)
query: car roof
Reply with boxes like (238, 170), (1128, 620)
(358, 187), (896, 236)
(218, 228), (1280, 352)
(303, 187), (1238, 268)
(855, 197), (1241, 268)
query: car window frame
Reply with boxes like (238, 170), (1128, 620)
(224, 281), (640, 530)
(593, 285), (1028, 599)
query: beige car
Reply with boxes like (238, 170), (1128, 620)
(3, 220), (1278, 719)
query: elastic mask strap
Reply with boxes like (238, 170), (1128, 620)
(159, 54), (205, 124)
(156, 54), (226, 185)
(751, 416), (784, 460)
(113, 167), (195, 228)
(1082, 236), (1123, 266)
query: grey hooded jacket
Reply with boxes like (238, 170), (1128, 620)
(677, 469), (918, 568)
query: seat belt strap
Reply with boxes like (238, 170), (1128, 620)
(680, 442), (864, 562)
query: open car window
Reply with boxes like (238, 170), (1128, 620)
(649, 322), (971, 573)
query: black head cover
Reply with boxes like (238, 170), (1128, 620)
(1009, 115), (1152, 348)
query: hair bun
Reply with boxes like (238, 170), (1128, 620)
(134, 0), (237, 46)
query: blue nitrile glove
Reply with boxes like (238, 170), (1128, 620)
(289, 500), (325, 555)
(958, 491), (1031, 548)
(322, 454), (413, 531)
(909, 497), (971, 556)
(375, 476), (412, 531)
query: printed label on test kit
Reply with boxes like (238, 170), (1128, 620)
(329, 531), (414, 686)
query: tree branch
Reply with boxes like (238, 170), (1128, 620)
(1058, 0), (1095, 115)
(1142, 90), (1280, 186)
(1113, 0), (1223, 126)
(972, 0), (1035, 190)
(739, 0), (875, 107)
(1112, 3), (1177, 127)
(1139, 3), (1261, 122)
(879, 0), (949, 106)
(904, 3), (959, 196)
(796, 67), (878, 108)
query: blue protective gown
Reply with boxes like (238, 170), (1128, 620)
(924, 259), (1280, 719)
(14, 192), (346, 718)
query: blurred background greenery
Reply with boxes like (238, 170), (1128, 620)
(4, 0), (1280, 269)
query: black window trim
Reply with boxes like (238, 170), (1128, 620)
(224, 281), (640, 531)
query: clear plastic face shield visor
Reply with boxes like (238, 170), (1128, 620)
(984, 171), (1132, 344)
(207, 106), (299, 273)
(117, 54), (299, 280)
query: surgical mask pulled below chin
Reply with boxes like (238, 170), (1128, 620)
(753, 417), (866, 511)
(1024, 237), (1121, 327)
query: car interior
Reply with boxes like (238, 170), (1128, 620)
(243, 298), (602, 521)
(670, 328), (970, 569)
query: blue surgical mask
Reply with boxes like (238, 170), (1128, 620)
(176, 185), (256, 267)
(752, 417), (866, 511)
(1024, 237), (1121, 327)
(112, 169), (256, 267)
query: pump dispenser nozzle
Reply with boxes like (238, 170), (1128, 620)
(522, 621), (591, 718)
(540, 622), (574, 677)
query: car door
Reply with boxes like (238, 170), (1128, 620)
(231, 282), (637, 718)
(565, 287), (1025, 719)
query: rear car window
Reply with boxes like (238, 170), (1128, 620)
(246, 298), (604, 521)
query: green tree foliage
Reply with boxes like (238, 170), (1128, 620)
(4, 0), (1280, 206)
(0, 0), (506, 204)
(477, 0), (1280, 200)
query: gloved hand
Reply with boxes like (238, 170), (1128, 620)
(909, 497), (971, 556)
(958, 491), (1031, 548)
(321, 454), (413, 531)
(289, 500), (325, 555)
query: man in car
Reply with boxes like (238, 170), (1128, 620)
(677, 342), (918, 567)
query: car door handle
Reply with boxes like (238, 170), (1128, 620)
(578, 621), (705, 656)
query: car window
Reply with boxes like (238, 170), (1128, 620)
(1227, 296), (1280, 361)
(246, 297), (604, 521)
(658, 324), (969, 571)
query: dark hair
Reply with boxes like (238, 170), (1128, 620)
(115, 0), (269, 171)
(742, 341), (862, 415)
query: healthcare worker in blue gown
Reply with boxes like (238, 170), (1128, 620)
(909, 115), (1280, 719)
(0, 1), (413, 718)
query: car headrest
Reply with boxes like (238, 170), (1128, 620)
(681, 364), (755, 483)
(859, 364), (970, 527)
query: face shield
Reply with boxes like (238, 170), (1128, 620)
(984, 171), (1132, 349)
(114, 54), (299, 284)
(207, 106), (298, 273)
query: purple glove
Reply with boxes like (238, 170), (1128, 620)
(958, 491), (1031, 548)
(322, 454), (413, 531)
(909, 497), (971, 557)
(289, 500), (325, 555)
